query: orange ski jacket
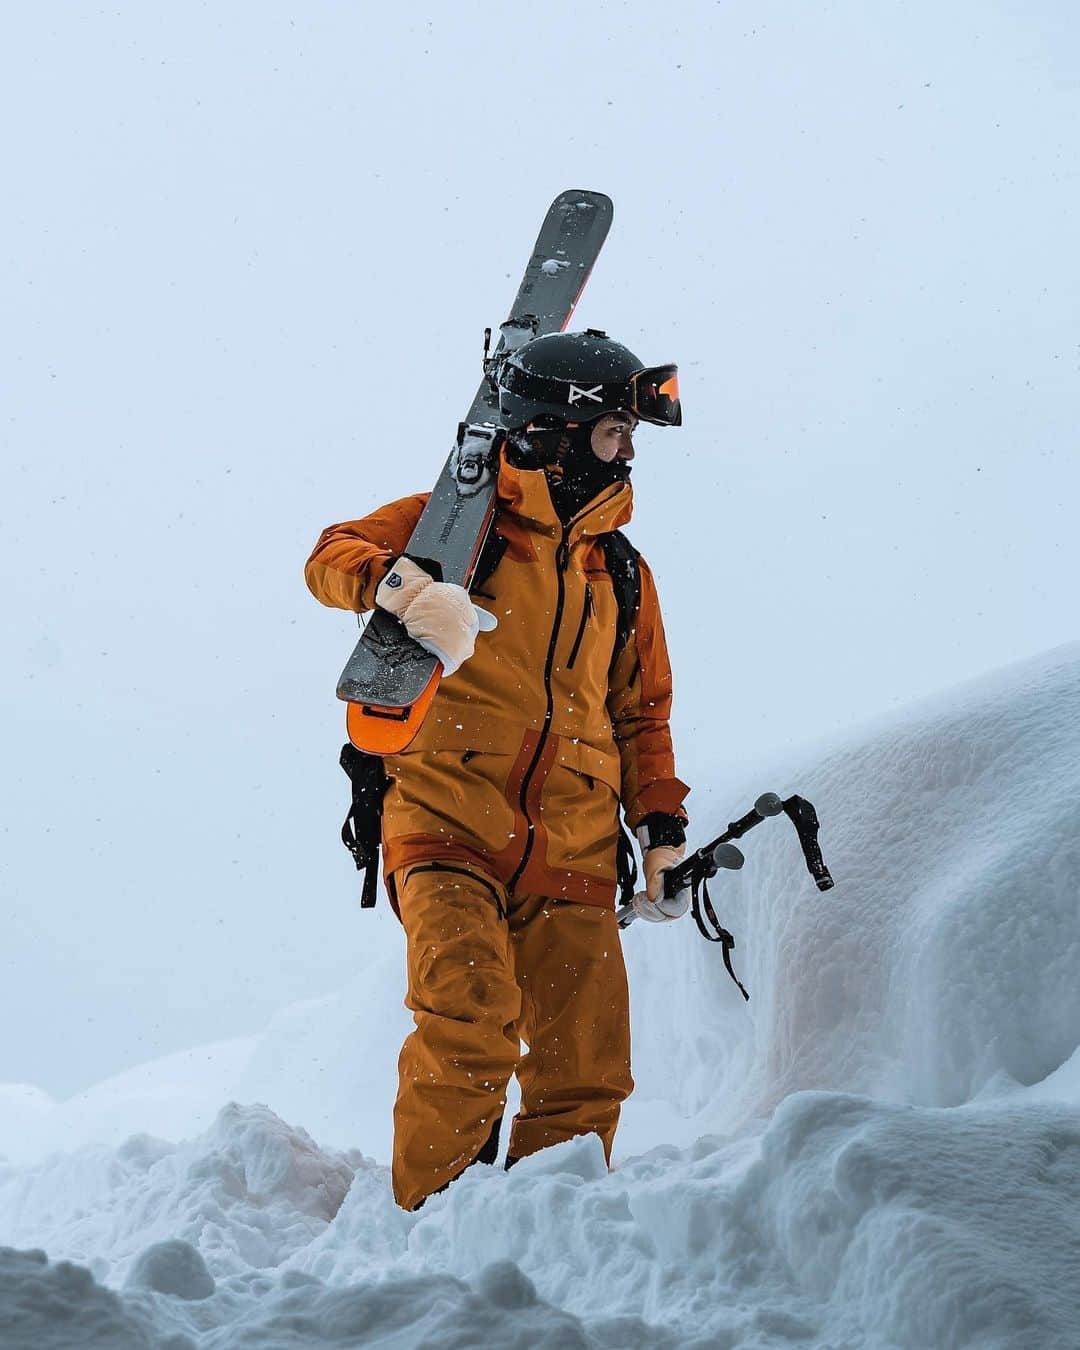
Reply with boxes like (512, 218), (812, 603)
(305, 454), (689, 908)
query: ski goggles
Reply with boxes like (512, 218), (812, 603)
(627, 365), (682, 426)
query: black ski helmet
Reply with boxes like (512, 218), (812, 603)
(496, 329), (682, 430)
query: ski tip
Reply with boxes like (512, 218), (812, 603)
(554, 189), (613, 216)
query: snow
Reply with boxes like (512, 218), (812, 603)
(125, 1241), (215, 1302)
(3, 1094), (1079, 1346)
(3, 643), (1080, 1346)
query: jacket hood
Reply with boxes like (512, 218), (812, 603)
(495, 454), (633, 539)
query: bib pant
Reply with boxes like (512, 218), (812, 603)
(392, 862), (633, 1212)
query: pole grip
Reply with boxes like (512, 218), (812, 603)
(782, 794), (835, 891)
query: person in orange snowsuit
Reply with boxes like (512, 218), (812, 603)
(305, 330), (690, 1210)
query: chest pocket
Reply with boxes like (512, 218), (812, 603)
(567, 582), (594, 669)
(471, 523), (641, 676)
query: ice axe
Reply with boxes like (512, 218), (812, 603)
(616, 793), (835, 1001)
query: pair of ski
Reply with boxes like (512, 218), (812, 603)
(336, 189), (613, 754)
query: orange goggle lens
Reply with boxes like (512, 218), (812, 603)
(630, 365), (682, 426)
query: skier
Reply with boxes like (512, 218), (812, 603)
(305, 331), (690, 1211)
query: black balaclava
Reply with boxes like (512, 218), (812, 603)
(548, 422), (631, 523)
(507, 420), (631, 524)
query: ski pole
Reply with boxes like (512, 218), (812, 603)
(615, 792), (835, 1001)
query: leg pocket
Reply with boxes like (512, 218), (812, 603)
(403, 861), (507, 921)
(384, 749), (517, 855)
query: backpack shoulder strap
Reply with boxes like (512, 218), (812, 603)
(598, 529), (641, 668)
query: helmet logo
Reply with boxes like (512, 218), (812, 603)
(568, 384), (603, 406)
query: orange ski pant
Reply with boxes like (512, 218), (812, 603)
(391, 862), (634, 1212)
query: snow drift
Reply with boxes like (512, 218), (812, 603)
(2, 643), (1080, 1347)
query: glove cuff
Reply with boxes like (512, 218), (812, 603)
(636, 812), (687, 853)
(375, 556), (435, 617)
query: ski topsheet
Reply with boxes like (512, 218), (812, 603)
(338, 190), (614, 754)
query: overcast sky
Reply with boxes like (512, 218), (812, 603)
(3, 1), (1078, 1098)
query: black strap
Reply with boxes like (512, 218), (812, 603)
(339, 743), (388, 909)
(605, 533), (642, 905)
(598, 530), (640, 670)
(471, 529), (510, 593)
(690, 876), (750, 1001)
(616, 824), (639, 908)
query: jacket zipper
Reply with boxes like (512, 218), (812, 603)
(566, 584), (593, 670)
(507, 486), (624, 894)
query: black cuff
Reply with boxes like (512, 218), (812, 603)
(636, 812), (687, 851)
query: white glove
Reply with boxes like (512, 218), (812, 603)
(631, 843), (690, 923)
(376, 556), (497, 677)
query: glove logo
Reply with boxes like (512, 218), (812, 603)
(386, 572), (403, 589)
(568, 384), (603, 406)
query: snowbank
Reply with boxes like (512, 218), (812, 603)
(3, 1092), (1078, 1347)
(626, 640), (1080, 1133)
(2, 643), (1079, 1346)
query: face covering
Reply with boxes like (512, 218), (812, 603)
(547, 423), (631, 523)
